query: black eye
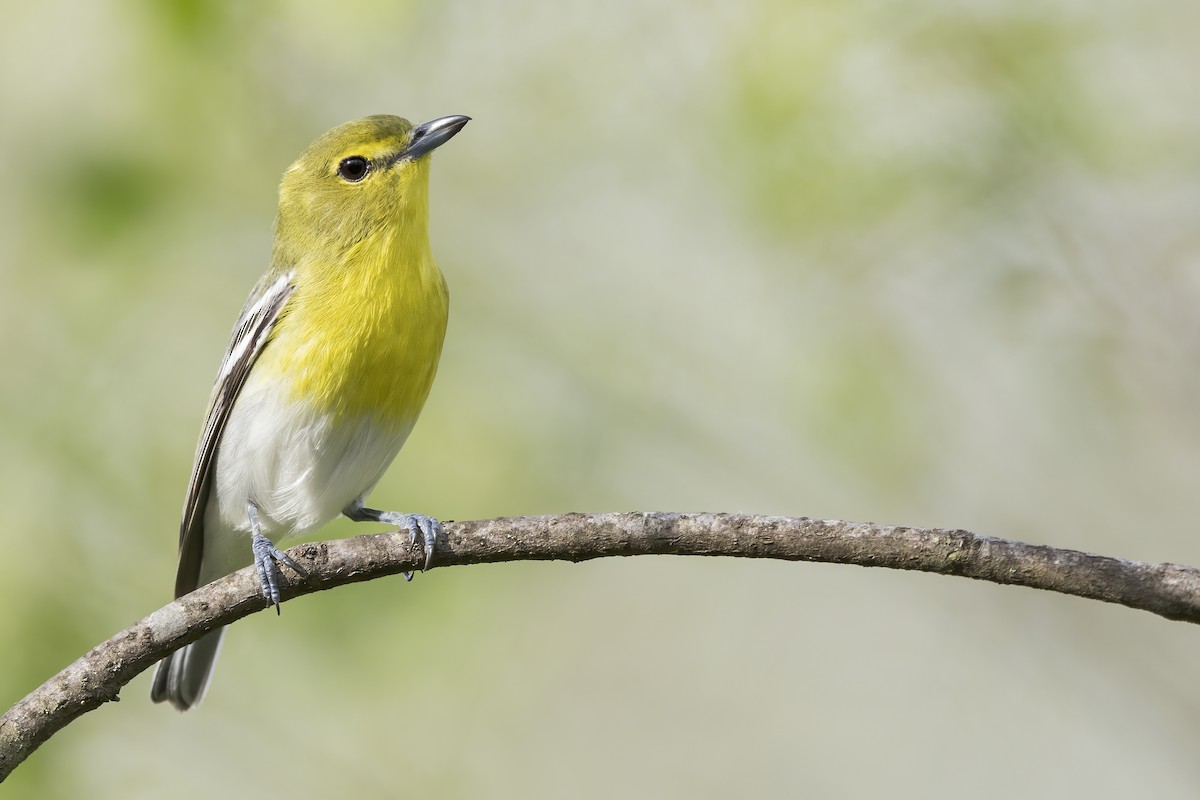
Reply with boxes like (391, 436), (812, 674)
(337, 156), (370, 182)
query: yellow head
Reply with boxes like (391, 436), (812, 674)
(272, 114), (469, 267)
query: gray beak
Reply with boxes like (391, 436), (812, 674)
(403, 115), (471, 160)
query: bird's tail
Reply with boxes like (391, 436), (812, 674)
(150, 627), (227, 711)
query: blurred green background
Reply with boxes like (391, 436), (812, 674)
(4, 0), (1200, 796)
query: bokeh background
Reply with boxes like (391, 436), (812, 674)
(3, 0), (1200, 796)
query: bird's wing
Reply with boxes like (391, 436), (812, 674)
(174, 271), (295, 597)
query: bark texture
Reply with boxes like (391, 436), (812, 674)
(4, 512), (1199, 781)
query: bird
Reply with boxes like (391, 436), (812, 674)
(151, 113), (469, 711)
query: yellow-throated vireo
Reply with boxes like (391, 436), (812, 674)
(151, 114), (469, 711)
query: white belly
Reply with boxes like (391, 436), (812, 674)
(207, 374), (415, 543)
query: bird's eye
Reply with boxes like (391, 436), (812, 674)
(337, 156), (370, 182)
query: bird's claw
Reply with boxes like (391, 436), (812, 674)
(251, 532), (307, 614)
(379, 512), (442, 579)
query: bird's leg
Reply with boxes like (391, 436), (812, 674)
(248, 500), (307, 614)
(343, 498), (443, 580)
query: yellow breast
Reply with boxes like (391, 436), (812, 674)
(259, 226), (449, 428)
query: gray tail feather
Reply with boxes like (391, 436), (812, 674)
(150, 627), (227, 711)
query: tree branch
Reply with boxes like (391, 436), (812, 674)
(4, 511), (1200, 781)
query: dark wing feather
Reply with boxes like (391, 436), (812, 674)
(174, 272), (295, 597)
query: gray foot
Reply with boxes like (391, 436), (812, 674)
(379, 512), (442, 578)
(343, 503), (443, 579)
(251, 532), (307, 613)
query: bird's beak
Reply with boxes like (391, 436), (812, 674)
(402, 115), (471, 160)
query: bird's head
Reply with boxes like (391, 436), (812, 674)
(275, 114), (469, 259)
